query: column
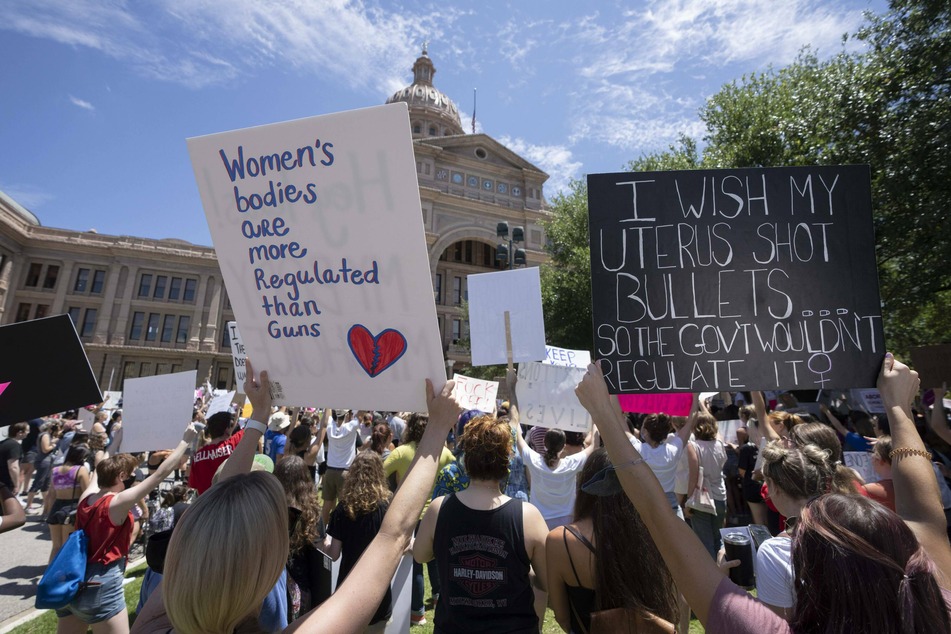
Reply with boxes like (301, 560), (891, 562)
(188, 275), (209, 350)
(201, 276), (222, 352)
(49, 261), (75, 315)
(93, 261), (123, 344)
(112, 265), (139, 346)
(0, 253), (15, 322)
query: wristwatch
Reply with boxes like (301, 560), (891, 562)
(245, 419), (267, 435)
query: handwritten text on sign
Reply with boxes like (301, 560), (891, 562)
(588, 166), (885, 392)
(516, 362), (591, 433)
(452, 374), (499, 414)
(187, 105), (445, 411)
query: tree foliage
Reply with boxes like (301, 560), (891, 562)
(540, 0), (951, 355)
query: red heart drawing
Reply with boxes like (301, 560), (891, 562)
(347, 325), (408, 378)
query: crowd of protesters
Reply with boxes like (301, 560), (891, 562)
(3, 352), (951, 633)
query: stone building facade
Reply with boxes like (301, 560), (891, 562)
(0, 47), (549, 390)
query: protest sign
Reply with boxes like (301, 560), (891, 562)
(451, 374), (499, 414)
(227, 321), (248, 387)
(618, 393), (693, 416)
(588, 165), (884, 393)
(854, 388), (885, 414)
(206, 390), (237, 417)
(718, 419), (743, 445)
(911, 345), (951, 389)
(467, 267), (546, 366)
(844, 451), (880, 484)
(121, 371), (197, 452)
(0, 315), (102, 427)
(516, 361), (591, 433)
(543, 345), (591, 368)
(187, 104), (445, 411)
(102, 391), (123, 410)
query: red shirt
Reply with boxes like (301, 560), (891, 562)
(188, 430), (244, 494)
(78, 494), (134, 565)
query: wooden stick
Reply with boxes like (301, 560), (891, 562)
(504, 310), (514, 372)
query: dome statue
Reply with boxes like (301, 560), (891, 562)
(385, 46), (465, 137)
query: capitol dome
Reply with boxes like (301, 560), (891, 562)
(386, 46), (465, 138)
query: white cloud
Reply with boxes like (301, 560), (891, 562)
(553, 0), (869, 154)
(2, 0), (465, 92)
(497, 135), (582, 198)
(0, 183), (54, 210)
(68, 95), (95, 111)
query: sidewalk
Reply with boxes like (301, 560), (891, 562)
(0, 514), (53, 630)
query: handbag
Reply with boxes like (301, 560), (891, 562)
(685, 466), (717, 515)
(36, 526), (87, 608)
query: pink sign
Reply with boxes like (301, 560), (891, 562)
(618, 393), (692, 416)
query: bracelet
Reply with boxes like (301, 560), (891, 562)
(245, 419), (267, 435)
(889, 447), (933, 461)
(615, 457), (646, 470)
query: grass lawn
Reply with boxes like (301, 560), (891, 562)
(11, 562), (706, 633)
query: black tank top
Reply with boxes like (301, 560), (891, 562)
(433, 493), (537, 633)
(563, 525), (597, 634)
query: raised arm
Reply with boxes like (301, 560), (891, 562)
(110, 424), (198, 525)
(818, 403), (849, 437)
(928, 384), (951, 446)
(575, 362), (725, 626)
(878, 353), (951, 588)
(752, 391), (780, 443)
(677, 395), (700, 445)
(219, 358), (272, 482)
(289, 379), (462, 634)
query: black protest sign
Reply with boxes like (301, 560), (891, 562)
(910, 345), (951, 389)
(588, 165), (884, 393)
(0, 315), (102, 426)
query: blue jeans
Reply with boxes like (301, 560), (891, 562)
(56, 559), (126, 624)
(690, 499), (727, 559)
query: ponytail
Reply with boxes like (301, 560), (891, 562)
(543, 428), (566, 468)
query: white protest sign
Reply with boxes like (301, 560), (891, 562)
(717, 419), (743, 446)
(854, 388), (886, 414)
(227, 321), (247, 386)
(78, 407), (95, 430)
(452, 374), (499, 413)
(206, 390), (236, 417)
(121, 371), (197, 452)
(844, 451), (880, 484)
(543, 345), (591, 368)
(187, 104), (445, 412)
(103, 391), (122, 410)
(516, 362), (591, 433)
(466, 267), (546, 366)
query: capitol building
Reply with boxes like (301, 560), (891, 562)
(0, 48), (551, 390)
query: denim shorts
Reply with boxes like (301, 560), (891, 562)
(56, 559), (127, 624)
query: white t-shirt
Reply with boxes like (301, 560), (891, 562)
(674, 436), (697, 495)
(695, 438), (728, 501)
(326, 419), (360, 469)
(521, 446), (588, 520)
(634, 435), (683, 493)
(387, 415), (406, 442)
(755, 535), (794, 609)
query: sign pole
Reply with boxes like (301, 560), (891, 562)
(504, 310), (514, 372)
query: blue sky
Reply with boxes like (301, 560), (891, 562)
(1, 0), (886, 247)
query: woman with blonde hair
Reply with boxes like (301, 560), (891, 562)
(322, 452), (394, 631)
(133, 360), (463, 634)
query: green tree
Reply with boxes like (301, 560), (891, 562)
(698, 0), (951, 353)
(540, 138), (703, 351)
